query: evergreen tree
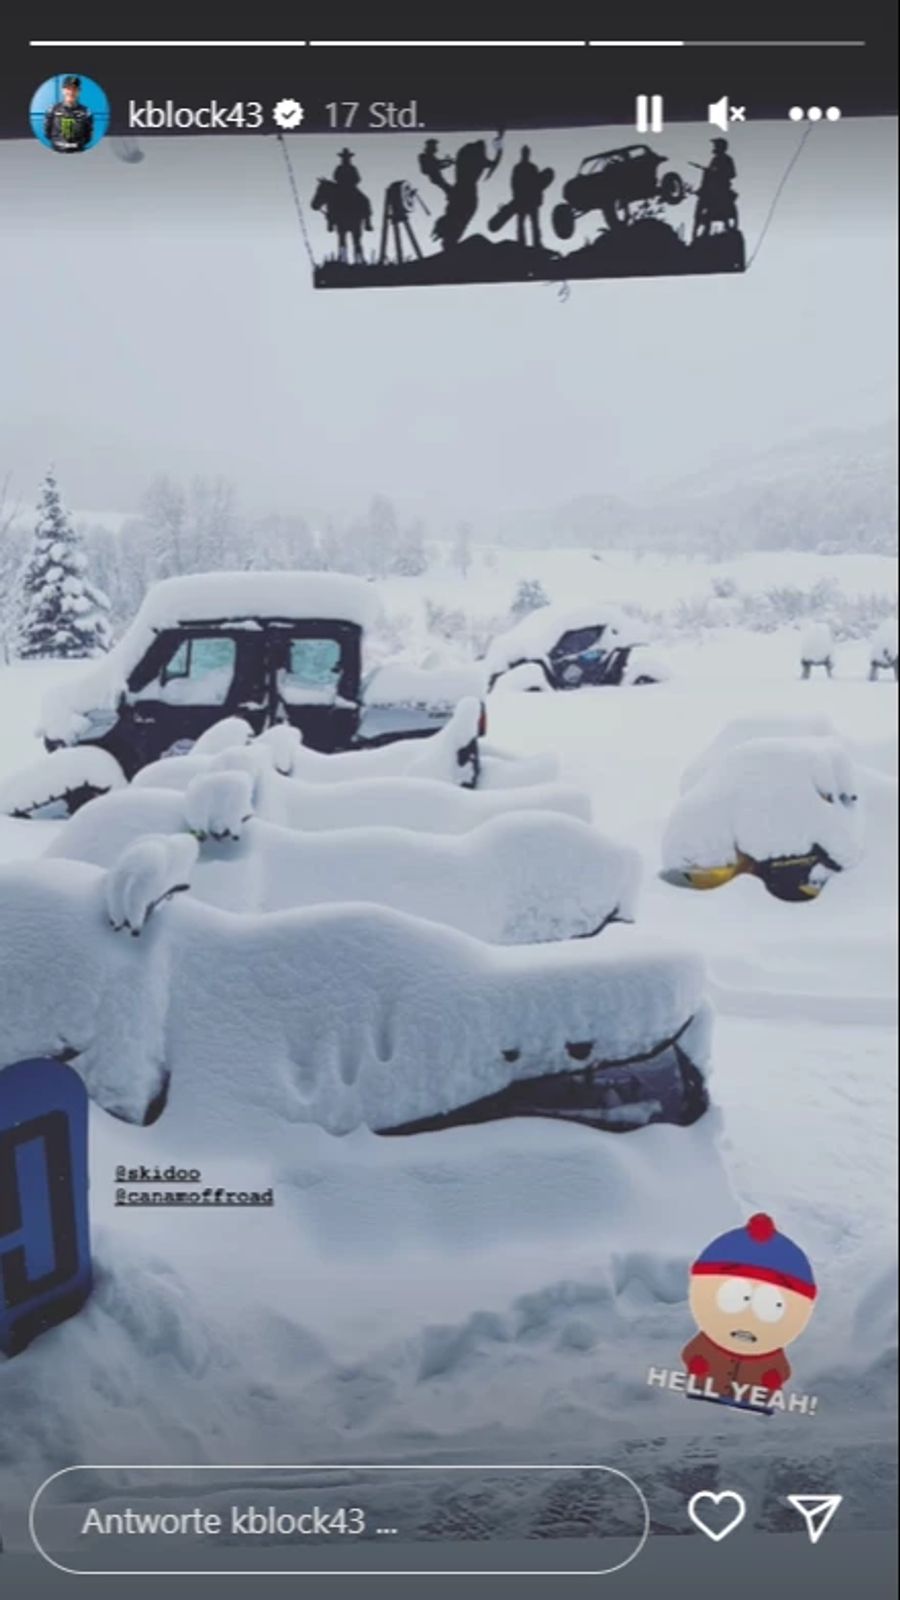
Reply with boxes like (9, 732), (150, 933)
(17, 469), (112, 659)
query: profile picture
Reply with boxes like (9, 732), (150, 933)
(30, 73), (110, 153)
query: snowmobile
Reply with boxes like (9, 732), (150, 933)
(662, 731), (864, 902)
(2, 572), (488, 820)
(47, 758), (640, 941)
(0, 838), (712, 1139)
(662, 845), (844, 903)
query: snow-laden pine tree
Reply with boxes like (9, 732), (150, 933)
(17, 470), (112, 659)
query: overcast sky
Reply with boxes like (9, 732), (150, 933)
(0, 118), (895, 525)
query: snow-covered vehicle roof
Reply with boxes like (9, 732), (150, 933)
(663, 735), (865, 876)
(40, 571), (379, 743)
(484, 603), (643, 678)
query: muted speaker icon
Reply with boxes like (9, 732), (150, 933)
(709, 95), (746, 129)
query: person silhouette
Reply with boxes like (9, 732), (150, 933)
(418, 137), (453, 195)
(693, 138), (739, 239)
(510, 145), (547, 246)
(332, 147), (362, 191)
(430, 134), (504, 248)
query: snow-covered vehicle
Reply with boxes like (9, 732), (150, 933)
(869, 618), (899, 681)
(48, 769), (641, 941)
(485, 604), (669, 692)
(662, 731), (864, 901)
(129, 741), (592, 833)
(0, 841), (711, 1137)
(799, 621), (835, 679)
(8, 573), (489, 819)
(552, 144), (685, 239)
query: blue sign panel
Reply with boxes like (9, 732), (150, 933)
(0, 1057), (91, 1357)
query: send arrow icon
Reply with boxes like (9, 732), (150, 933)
(787, 1494), (843, 1544)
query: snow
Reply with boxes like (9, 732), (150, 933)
(662, 736), (865, 874)
(192, 715), (255, 753)
(104, 833), (199, 934)
(40, 570), (379, 742)
(132, 664), (235, 706)
(364, 660), (486, 707)
(870, 616), (899, 666)
(0, 553), (896, 1536)
(48, 781), (640, 941)
(256, 698), (483, 786)
(679, 713), (839, 793)
(0, 745), (126, 819)
(800, 621), (834, 663)
(490, 660), (551, 693)
(135, 751), (593, 832)
(621, 644), (671, 684)
(0, 855), (708, 1137)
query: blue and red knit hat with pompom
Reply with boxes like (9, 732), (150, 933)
(691, 1213), (817, 1300)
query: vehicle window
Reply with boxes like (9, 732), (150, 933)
(553, 627), (605, 657)
(276, 636), (343, 702)
(136, 635), (237, 705)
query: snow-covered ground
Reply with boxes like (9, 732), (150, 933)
(0, 561), (897, 1546)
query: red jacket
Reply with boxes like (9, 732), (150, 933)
(681, 1331), (790, 1401)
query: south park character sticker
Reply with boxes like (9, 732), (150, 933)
(647, 1212), (820, 1416)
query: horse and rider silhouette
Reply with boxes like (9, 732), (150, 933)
(312, 148), (373, 263)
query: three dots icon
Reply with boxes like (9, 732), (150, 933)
(789, 106), (842, 122)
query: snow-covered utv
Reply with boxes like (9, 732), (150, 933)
(11, 573), (485, 817)
(485, 604), (668, 692)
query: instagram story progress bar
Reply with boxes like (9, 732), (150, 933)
(27, 39), (869, 47)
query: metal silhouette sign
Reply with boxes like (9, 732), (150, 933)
(309, 131), (745, 289)
(0, 1057), (91, 1357)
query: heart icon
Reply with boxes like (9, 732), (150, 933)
(688, 1490), (747, 1542)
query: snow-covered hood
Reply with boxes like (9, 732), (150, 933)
(40, 571), (380, 743)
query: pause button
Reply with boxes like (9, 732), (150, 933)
(636, 94), (664, 133)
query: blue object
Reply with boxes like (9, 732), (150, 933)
(0, 1058), (91, 1357)
(29, 74), (110, 152)
(692, 1212), (816, 1299)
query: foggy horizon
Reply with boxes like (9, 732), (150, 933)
(1, 118), (896, 525)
